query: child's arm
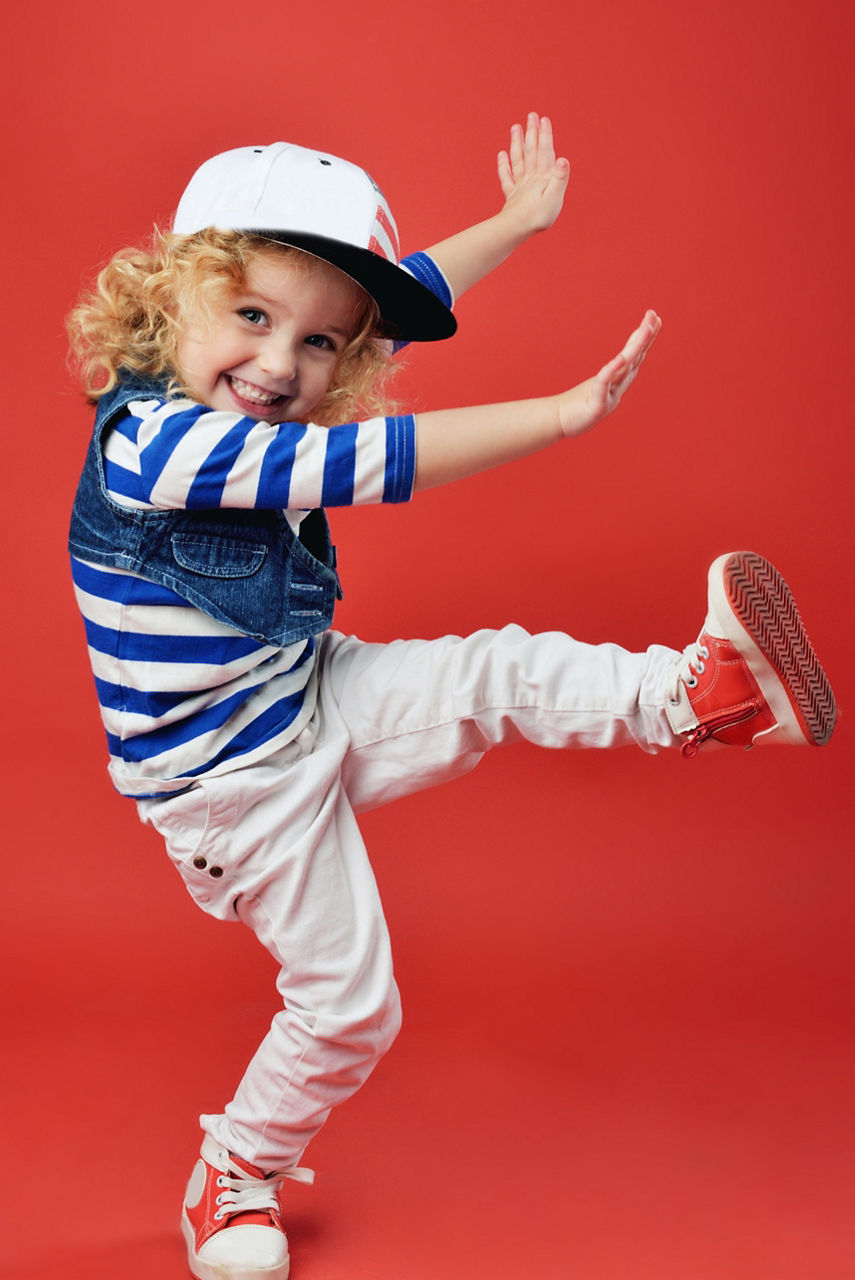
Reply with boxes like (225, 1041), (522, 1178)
(413, 310), (660, 491)
(423, 112), (570, 302)
(114, 313), (657, 512)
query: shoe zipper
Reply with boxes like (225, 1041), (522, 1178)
(681, 706), (757, 759)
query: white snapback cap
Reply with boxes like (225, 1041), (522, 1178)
(173, 142), (456, 342)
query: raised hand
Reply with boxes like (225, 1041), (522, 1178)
(557, 311), (662, 437)
(497, 112), (571, 236)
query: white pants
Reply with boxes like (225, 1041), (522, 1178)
(138, 625), (679, 1171)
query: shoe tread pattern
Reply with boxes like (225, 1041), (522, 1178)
(724, 551), (837, 745)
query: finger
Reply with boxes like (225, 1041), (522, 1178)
(640, 308), (662, 339)
(551, 156), (572, 188)
(497, 150), (514, 197)
(623, 310), (661, 360)
(596, 352), (629, 388)
(524, 111), (539, 164)
(639, 309), (662, 337)
(537, 114), (556, 171)
(508, 122), (525, 178)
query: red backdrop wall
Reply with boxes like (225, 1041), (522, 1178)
(3, 1), (854, 1277)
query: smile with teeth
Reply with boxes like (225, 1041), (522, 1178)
(228, 375), (285, 406)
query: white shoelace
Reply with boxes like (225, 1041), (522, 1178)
(666, 638), (710, 705)
(213, 1150), (314, 1223)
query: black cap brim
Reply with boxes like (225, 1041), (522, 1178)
(251, 230), (457, 343)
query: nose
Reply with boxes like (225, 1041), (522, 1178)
(257, 336), (298, 383)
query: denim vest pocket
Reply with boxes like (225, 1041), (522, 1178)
(171, 528), (268, 578)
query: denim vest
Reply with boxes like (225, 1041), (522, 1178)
(68, 375), (342, 647)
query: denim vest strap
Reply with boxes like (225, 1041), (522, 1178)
(68, 374), (342, 647)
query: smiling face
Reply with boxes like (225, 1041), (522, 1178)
(175, 247), (369, 424)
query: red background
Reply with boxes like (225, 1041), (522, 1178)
(3, 1), (854, 1277)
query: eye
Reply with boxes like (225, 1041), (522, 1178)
(305, 333), (338, 352)
(238, 307), (268, 327)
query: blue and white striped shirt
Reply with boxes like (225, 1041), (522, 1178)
(71, 251), (450, 797)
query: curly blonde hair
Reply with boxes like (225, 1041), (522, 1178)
(67, 228), (400, 424)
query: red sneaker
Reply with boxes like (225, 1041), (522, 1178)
(181, 1136), (313, 1280)
(666, 551), (837, 757)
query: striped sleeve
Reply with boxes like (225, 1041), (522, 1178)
(105, 400), (417, 511)
(399, 251), (454, 309)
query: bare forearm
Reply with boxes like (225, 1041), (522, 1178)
(411, 310), (661, 493)
(424, 211), (532, 302)
(413, 395), (564, 492)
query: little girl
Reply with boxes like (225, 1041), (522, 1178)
(67, 115), (836, 1280)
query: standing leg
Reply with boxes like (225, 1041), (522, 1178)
(212, 777), (402, 1170)
(142, 749), (402, 1172)
(140, 743), (402, 1280)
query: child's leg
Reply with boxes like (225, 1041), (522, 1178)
(321, 624), (679, 812)
(144, 624), (672, 1181)
(216, 787), (402, 1171)
(325, 550), (836, 810)
(189, 627), (675, 1167)
(141, 755), (401, 1173)
(141, 552), (834, 1280)
(142, 750), (402, 1280)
